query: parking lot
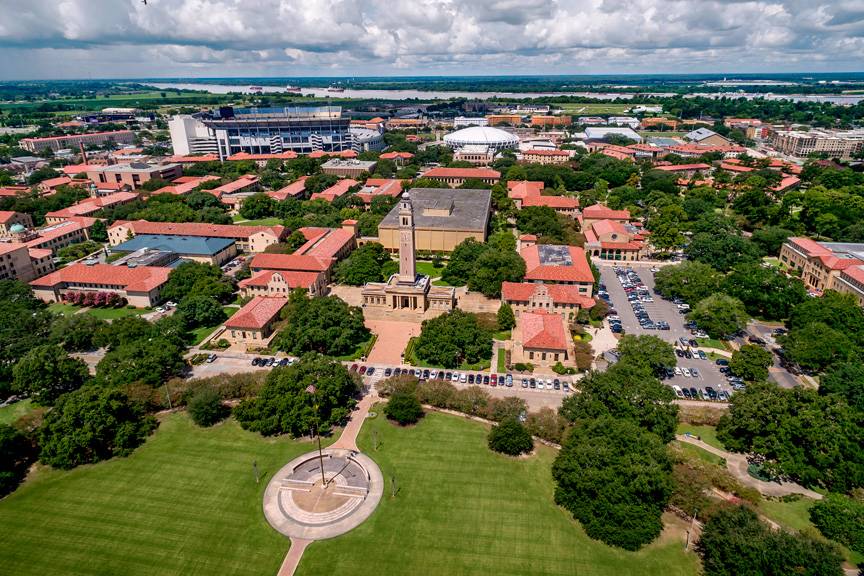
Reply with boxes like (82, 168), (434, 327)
(597, 262), (733, 401)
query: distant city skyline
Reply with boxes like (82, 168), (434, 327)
(1, 0), (863, 80)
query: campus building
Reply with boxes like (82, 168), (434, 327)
(0, 212), (34, 237)
(779, 237), (864, 294)
(579, 204), (632, 230)
(834, 265), (864, 307)
(30, 263), (170, 307)
(108, 220), (286, 253)
(223, 296), (288, 348)
(583, 219), (649, 261)
(111, 234), (238, 266)
(362, 192), (456, 313)
(198, 106), (353, 159)
(0, 243), (55, 282)
(507, 181), (579, 217)
(10, 218), (95, 254)
(518, 235), (594, 294)
(44, 191), (139, 223)
(377, 188), (491, 253)
(521, 149), (572, 165)
(421, 167), (501, 187)
(321, 159), (377, 178)
(501, 281), (595, 321)
(20, 130), (136, 153)
(770, 129), (864, 160)
(511, 310), (572, 368)
(85, 163), (183, 190)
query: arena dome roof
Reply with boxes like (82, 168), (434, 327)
(443, 126), (520, 150)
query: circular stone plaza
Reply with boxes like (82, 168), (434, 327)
(263, 448), (383, 540)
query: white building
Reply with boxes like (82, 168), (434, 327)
(607, 116), (641, 129)
(443, 126), (520, 152)
(582, 127), (642, 143)
(348, 127), (385, 152)
(168, 115), (218, 156)
(453, 117), (489, 128)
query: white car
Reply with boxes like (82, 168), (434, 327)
(536, 381), (544, 390)
(155, 306), (166, 313)
(682, 368), (692, 378)
(451, 372), (460, 382)
(608, 315), (620, 321)
(430, 370), (438, 379)
(674, 366), (683, 376)
(459, 373), (467, 383)
(672, 385), (684, 398)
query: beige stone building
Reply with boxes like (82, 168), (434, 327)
(0, 211), (34, 237)
(377, 188), (491, 253)
(86, 163), (183, 190)
(30, 263), (170, 307)
(0, 243), (54, 282)
(779, 237), (864, 294)
(501, 282), (595, 321)
(223, 296), (288, 348)
(421, 167), (501, 187)
(511, 310), (572, 368)
(834, 265), (864, 307)
(108, 220), (286, 253)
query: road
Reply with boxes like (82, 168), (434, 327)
(737, 321), (805, 389)
(597, 262), (731, 400)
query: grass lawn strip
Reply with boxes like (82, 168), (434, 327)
(0, 399), (34, 426)
(191, 306), (238, 345)
(0, 413), (323, 576)
(676, 424), (724, 450)
(298, 410), (699, 576)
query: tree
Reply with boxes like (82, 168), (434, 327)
(441, 237), (525, 298)
(384, 391), (423, 425)
(49, 313), (107, 351)
(685, 232), (761, 272)
(723, 264), (807, 320)
(239, 192), (277, 219)
(781, 322), (853, 371)
(283, 230), (308, 253)
(89, 219), (108, 242)
(751, 227), (795, 256)
(413, 310), (493, 368)
(161, 261), (234, 304)
(488, 417), (533, 455)
(516, 206), (566, 241)
(552, 416), (672, 551)
(176, 295), (227, 329)
(96, 337), (186, 388)
(616, 334), (675, 376)
(653, 261), (723, 304)
(12, 344), (90, 406)
(717, 382), (864, 491)
(275, 291), (370, 357)
(524, 407), (568, 444)
(187, 387), (228, 427)
(0, 280), (53, 394)
(820, 361), (864, 410)
(0, 423), (36, 497)
(441, 238), (487, 286)
(233, 353), (359, 436)
(729, 344), (773, 382)
(334, 242), (397, 285)
(559, 361), (678, 442)
(38, 386), (157, 470)
(688, 294), (749, 339)
(810, 493), (864, 554)
(698, 505), (843, 576)
(787, 290), (864, 347)
(497, 302), (515, 331)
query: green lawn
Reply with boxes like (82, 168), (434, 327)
(191, 307), (238, 345)
(0, 399), (34, 426)
(86, 307), (152, 320)
(676, 442), (725, 466)
(492, 330), (511, 341)
(298, 410), (700, 576)
(676, 424), (725, 450)
(0, 413), (323, 576)
(415, 261), (445, 279)
(47, 303), (81, 316)
(558, 103), (633, 115)
(696, 337), (727, 351)
(233, 217), (283, 226)
(496, 348), (507, 372)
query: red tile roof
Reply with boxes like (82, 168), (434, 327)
(841, 265), (864, 286)
(522, 195), (579, 209)
(210, 174), (259, 197)
(581, 204), (630, 220)
(720, 162), (754, 173)
(787, 237), (831, 257)
(39, 176), (74, 189)
(154, 175), (221, 196)
(502, 282), (595, 307)
(224, 296), (288, 330)
(379, 151), (414, 160)
(0, 211), (23, 224)
(168, 154), (219, 163)
(524, 149), (572, 156)
(772, 175), (801, 192)
(113, 220), (286, 241)
(310, 179), (358, 202)
(249, 253), (330, 272)
(227, 151), (298, 162)
(24, 220), (89, 249)
(654, 163), (712, 172)
(423, 167), (501, 179)
(507, 180), (544, 199)
(294, 226), (355, 261)
(62, 164), (98, 175)
(0, 186), (30, 197)
(591, 219), (628, 236)
(31, 263), (169, 292)
(521, 244), (594, 284)
(269, 176), (308, 201)
(46, 191), (139, 218)
(600, 149), (634, 161)
(356, 178), (403, 203)
(238, 270), (322, 290)
(520, 311), (568, 350)
(0, 242), (27, 256)
(818, 255), (863, 271)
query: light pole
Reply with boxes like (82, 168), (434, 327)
(306, 384), (326, 486)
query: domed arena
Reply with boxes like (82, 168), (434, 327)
(443, 126), (520, 151)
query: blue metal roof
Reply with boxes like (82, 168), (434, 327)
(113, 234), (235, 256)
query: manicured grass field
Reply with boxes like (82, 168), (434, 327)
(676, 441), (725, 466)
(558, 103), (633, 115)
(0, 413), (321, 576)
(696, 337), (727, 351)
(676, 423), (724, 450)
(493, 330), (511, 341)
(86, 307), (152, 320)
(298, 410), (700, 576)
(47, 302), (81, 316)
(496, 347), (507, 372)
(414, 261), (445, 278)
(233, 217), (284, 226)
(0, 399), (33, 425)
(191, 306), (238, 345)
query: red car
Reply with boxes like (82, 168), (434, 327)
(350, 364), (358, 372)
(490, 374), (497, 386)
(359, 366), (367, 375)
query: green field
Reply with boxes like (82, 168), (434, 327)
(298, 410), (699, 575)
(496, 348), (507, 372)
(86, 307), (153, 320)
(47, 302), (81, 316)
(0, 399), (34, 425)
(0, 413), (323, 576)
(676, 424), (725, 450)
(233, 217), (284, 226)
(414, 261), (445, 279)
(0, 90), (234, 113)
(696, 337), (727, 351)
(191, 306), (238, 345)
(676, 441), (725, 466)
(558, 103), (634, 115)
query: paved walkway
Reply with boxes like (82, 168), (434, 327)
(272, 390), (379, 575)
(676, 434), (823, 500)
(365, 320), (421, 365)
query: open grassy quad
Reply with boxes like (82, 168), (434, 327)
(414, 261), (445, 279)
(232, 216), (284, 226)
(0, 413), (323, 576)
(298, 410), (700, 576)
(557, 103), (634, 115)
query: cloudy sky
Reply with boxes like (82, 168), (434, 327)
(0, 0), (863, 79)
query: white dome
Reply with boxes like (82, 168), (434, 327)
(443, 126), (520, 150)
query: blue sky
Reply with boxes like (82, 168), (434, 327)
(0, 0), (863, 79)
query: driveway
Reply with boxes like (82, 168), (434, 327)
(598, 262), (730, 400)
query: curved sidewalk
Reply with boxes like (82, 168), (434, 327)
(676, 434), (823, 500)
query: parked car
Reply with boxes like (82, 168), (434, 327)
(359, 366), (367, 375)
(384, 368), (392, 377)
(672, 385), (684, 398)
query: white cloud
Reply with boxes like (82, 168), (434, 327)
(0, 0), (862, 78)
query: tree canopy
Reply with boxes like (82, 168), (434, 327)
(688, 294), (749, 339)
(442, 235), (525, 298)
(653, 261), (724, 304)
(234, 353), (359, 436)
(685, 232), (761, 272)
(552, 416), (673, 551)
(334, 242), (397, 285)
(275, 291), (370, 357)
(0, 423), (36, 497)
(487, 417), (533, 456)
(384, 391), (424, 426)
(160, 261), (235, 304)
(413, 310), (493, 369)
(723, 263), (807, 320)
(729, 344), (773, 382)
(12, 344), (90, 406)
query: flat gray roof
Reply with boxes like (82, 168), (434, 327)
(379, 188), (491, 232)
